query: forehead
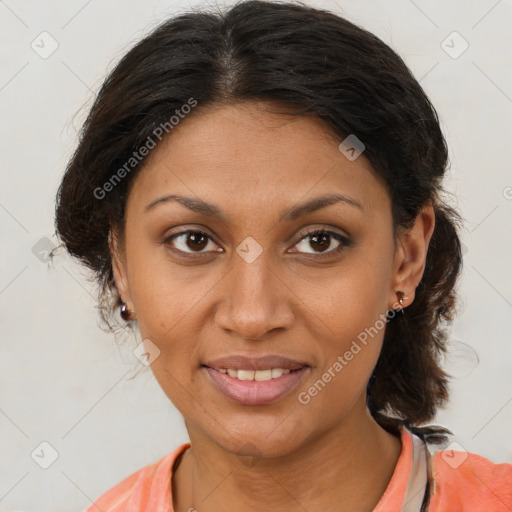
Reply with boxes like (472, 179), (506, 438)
(127, 102), (390, 218)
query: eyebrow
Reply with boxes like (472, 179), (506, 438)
(144, 193), (364, 221)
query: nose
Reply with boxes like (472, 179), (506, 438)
(213, 251), (295, 341)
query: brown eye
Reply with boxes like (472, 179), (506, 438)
(164, 230), (219, 255)
(292, 229), (349, 257)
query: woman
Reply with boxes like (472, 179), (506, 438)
(53, 1), (512, 510)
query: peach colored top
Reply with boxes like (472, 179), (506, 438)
(85, 427), (512, 511)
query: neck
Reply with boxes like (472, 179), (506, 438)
(172, 400), (402, 512)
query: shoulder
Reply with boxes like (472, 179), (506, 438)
(429, 447), (512, 511)
(84, 443), (190, 512)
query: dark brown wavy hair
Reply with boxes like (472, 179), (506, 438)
(54, 0), (463, 450)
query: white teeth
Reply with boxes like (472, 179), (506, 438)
(237, 370), (255, 380)
(254, 369), (272, 381)
(217, 368), (292, 381)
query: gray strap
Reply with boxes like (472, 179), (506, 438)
(400, 433), (429, 512)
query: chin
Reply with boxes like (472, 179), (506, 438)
(201, 414), (310, 459)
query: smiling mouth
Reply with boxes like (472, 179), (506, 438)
(201, 365), (310, 405)
(202, 366), (302, 381)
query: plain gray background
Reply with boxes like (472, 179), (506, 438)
(1, 0), (511, 510)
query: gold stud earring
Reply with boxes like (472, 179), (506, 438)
(395, 290), (409, 313)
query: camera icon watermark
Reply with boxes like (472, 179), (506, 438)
(133, 339), (161, 366)
(338, 134), (365, 161)
(236, 236), (263, 264)
(31, 441), (59, 469)
(32, 237), (56, 263)
(31, 31), (59, 59)
(237, 441), (262, 468)
(441, 31), (469, 59)
(440, 441), (469, 469)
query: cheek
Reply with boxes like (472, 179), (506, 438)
(126, 235), (215, 334)
(125, 257), (220, 410)
(295, 304), (387, 425)
(291, 246), (392, 350)
(309, 306), (386, 397)
(291, 252), (392, 411)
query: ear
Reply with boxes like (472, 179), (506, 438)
(388, 200), (435, 310)
(109, 228), (134, 309)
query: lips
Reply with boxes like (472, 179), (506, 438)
(202, 354), (310, 405)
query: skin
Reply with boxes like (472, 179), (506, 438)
(111, 101), (435, 512)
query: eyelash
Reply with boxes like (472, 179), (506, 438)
(162, 227), (351, 260)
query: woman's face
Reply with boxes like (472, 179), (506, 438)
(112, 102), (429, 457)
